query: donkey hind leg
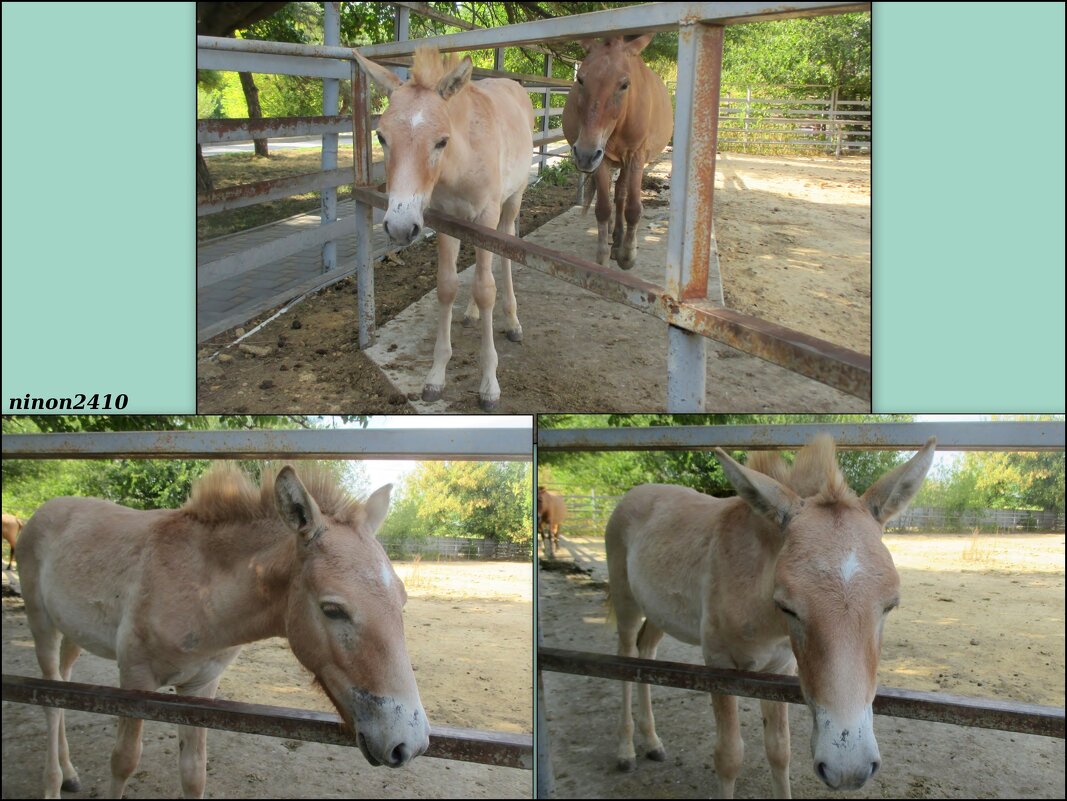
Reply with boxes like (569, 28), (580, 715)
(612, 590), (644, 771)
(635, 620), (667, 761)
(175, 671), (228, 799)
(30, 626), (81, 798)
(497, 190), (524, 343)
(711, 694), (745, 799)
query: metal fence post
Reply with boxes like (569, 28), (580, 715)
(352, 58), (375, 348)
(321, 2), (340, 273)
(539, 53), (552, 175)
(665, 22), (724, 411)
(394, 5), (410, 81)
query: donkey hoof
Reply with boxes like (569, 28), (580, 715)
(61, 778), (82, 792)
(617, 757), (637, 772)
(506, 328), (523, 343)
(421, 385), (444, 402)
(479, 395), (500, 412)
(646, 747), (667, 762)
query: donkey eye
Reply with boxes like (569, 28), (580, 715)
(883, 600), (899, 614)
(321, 603), (350, 621)
(576, 75), (584, 86)
(376, 132), (387, 147)
(620, 80), (630, 90)
(434, 137), (449, 150)
(775, 601), (798, 619)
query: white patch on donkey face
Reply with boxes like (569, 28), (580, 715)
(410, 109), (425, 128)
(839, 549), (863, 584)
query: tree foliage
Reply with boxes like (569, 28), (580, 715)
(379, 461), (532, 544)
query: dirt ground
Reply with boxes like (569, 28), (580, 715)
(539, 533), (1065, 799)
(1, 561), (532, 799)
(197, 153), (870, 414)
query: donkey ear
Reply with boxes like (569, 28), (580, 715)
(860, 437), (937, 524)
(436, 55), (473, 100)
(715, 448), (803, 529)
(624, 33), (655, 54)
(363, 483), (393, 535)
(274, 466), (325, 542)
(353, 50), (403, 96)
(577, 38), (599, 55)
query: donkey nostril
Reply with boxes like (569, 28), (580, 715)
(594, 148), (604, 160)
(817, 762), (830, 783)
(870, 760), (881, 777)
(383, 220), (391, 237)
(410, 223), (420, 239)
(390, 743), (410, 765)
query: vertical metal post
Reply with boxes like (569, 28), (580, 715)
(494, 47), (504, 71)
(744, 86), (751, 149)
(394, 5), (410, 82)
(352, 59), (375, 348)
(321, 2), (340, 272)
(831, 85), (840, 157)
(539, 54), (552, 175)
(535, 441), (555, 801)
(665, 22), (724, 412)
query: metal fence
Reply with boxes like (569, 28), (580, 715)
(718, 89), (871, 155)
(382, 535), (533, 560)
(534, 421), (1067, 796)
(1, 427), (534, 774)
(200, 1), (873, 408)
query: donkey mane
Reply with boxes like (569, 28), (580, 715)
(410, 46), (463, 90)
(748, 435), (857, 508)
(182, 463), (363, 526)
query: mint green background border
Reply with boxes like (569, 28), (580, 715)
(2, 3), (193, 413)
(1, 3), (1063, 414)
(874, 3), (1064, 411)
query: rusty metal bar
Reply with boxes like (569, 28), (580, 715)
(535, 421), (1067, 453)
(371, 56), (575, 88)
(348, 186), (870, 398)
(197, 115), (356, 145)
(1, 428), (534, 461)
(2, 675), (532, 769)
(393, 0), (556, 57)
(352, 58), (376, 349)
(196, 168), (353, 217)
(537, 649), (1065, 740)
(354, 3), (871, 58)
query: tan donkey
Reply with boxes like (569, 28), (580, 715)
(19, 464), (429, 798)
(606, 435), (936, 796)
(563, 35), (673, 269)
(354, 47), (535, 410)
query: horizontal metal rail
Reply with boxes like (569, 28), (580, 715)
(197, 47), (351, 80)
(197, 216), (357, 287)
(392, 0), (558, 57)
(2, 675), (531, 770)
(1, 429), (533, 461)
(536, 421), (1066, 452)
(537, 649), (1065, 740)
(356, 2), (871, 58)
(197, 168), (360, 217)
(349, 186), (870, 399)
(198, 115), (368, 145)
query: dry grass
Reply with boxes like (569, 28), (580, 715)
(961, 526), (999, 567)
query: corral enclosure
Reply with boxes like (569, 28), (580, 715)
(2, 561), (532, 799)
(539, 532), (1065, 799)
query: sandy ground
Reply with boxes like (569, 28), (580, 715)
(198, 153), (870, 414)
(539, 533), (1065, 799)
(2, 561), (533, 799)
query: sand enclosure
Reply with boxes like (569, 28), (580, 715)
(2, 561), (532, 799)
(540, 533), (1064, 799)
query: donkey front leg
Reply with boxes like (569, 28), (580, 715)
(498, 190), (524, 343)
(594, 161), (613, 265)
(617, 155), (645, 270)
(711, 694), (745, 799)
(761, 699), (792, 798)
(176, 671), (227, 799)
(471, 243), (500, 410)
(609, 162), (629, 265)
(423, 233), (460, 402)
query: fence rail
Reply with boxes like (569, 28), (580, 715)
(383, 535), (533, 560)
(2, 426), (533, 777)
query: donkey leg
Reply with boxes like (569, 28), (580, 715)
(423, 233), (460, 401)
(175, 673), (226, 799)
(56, 637), (83, 792)
(711, 694), (745, 799)
(30, 627), (65, 799)
(635, 620), (667, 761)
(498, 191), (524, 343)
(610, 164), (628, 264)
(109, 665), (157, 799)
(617, 157), (645, 270)
(594, 162), (613, 265)
(472, 235), (501, 411)
(761, 699), (792, 799)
